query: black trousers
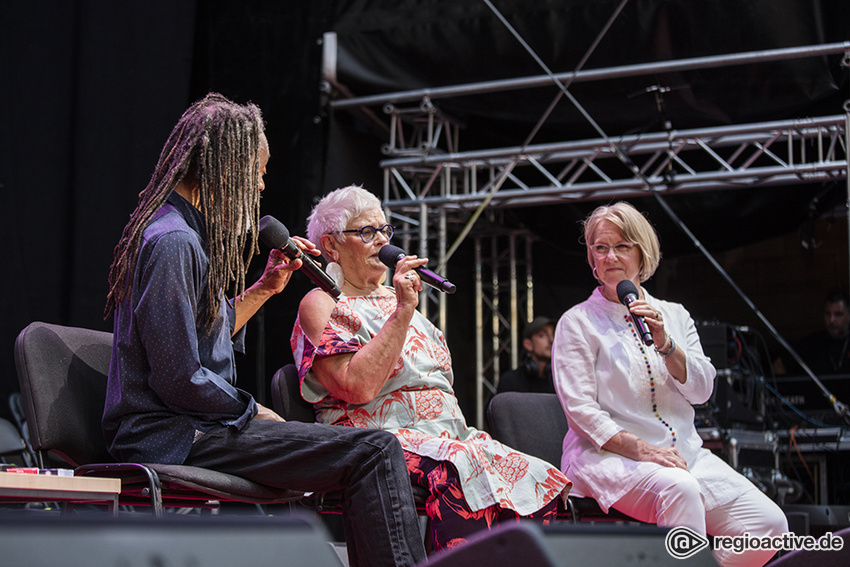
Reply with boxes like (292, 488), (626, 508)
(186, 419), (426, 567)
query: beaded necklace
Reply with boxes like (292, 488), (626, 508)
(625, 314), (676, 447)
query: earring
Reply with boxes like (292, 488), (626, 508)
(592, 265), (599, 280)
(326, 261), (345, 288)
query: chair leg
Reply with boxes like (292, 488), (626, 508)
(566, 496), (579, 524)
(76, 463), (164, 516)
(423, 516), (433, 555)
(137, 466), (164, 516)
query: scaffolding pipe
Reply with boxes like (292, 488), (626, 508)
(526, 236), (534, 325)
(383, 161), (847, 210)
(438, 208), (448, 331)
(419, 203), (428, 319)
(846, 100), (850, 307)
(475, 238), (484, 430)
(380, 115), (845, 168)
(491, 237), (500, 401)
(510, 234), (518, 369)
(331, 42), (850, 110)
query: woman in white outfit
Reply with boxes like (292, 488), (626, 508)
(552, 201), (787, 567)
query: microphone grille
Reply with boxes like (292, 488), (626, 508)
(258, 216), (290, 250)
(378, 244), (406, 268)
(616, 280), (638, 305)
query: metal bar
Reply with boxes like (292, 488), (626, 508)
(526, 235), (533, 324)
(838, 52), (850, 331)
(383, 162), (847, 210)
(419, 203), (428, 319)
(510, 234), (518, 369)
(332, 43), (850, 110)
(380, 116), (845, 168)
(439, 208), (447, 331)
(694, 137), (735, 171)
(475, 237), (484, 430)
(528, 155), (563, 187)
(389, 168), (417, 200)
(382, 157), (846, 210)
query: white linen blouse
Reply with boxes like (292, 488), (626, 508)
(552, 287), (757, 512)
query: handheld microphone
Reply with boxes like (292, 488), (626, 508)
(616, 280), (653, 346)
(258, 216), (341, 299)
(378, 244), (457, 294)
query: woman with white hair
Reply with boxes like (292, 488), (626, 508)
(552, 201), (787, 567)
(291, 185), (571, 552)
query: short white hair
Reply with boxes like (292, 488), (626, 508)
(307, 185), (383, 255)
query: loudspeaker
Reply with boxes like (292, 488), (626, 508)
(542, 524), (719, 566)
(0, 512), (343, 567)
(425, 522), (719, 567)
(781, 504), (850, 536)
(424, 522), (559, 567)
(768, 526), (850, 567)
(697, 322), (732, 369)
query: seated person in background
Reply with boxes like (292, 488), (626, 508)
(291, 185), (571, 553)
(497, 316), (556, 394)
(103, 94), (426, 567)
(552, 201), (786, 567)
(773, 290), (850, 376)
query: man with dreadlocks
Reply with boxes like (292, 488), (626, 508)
(103, 93), (426, 567)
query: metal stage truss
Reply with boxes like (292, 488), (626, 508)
(326, 41), (850, 428)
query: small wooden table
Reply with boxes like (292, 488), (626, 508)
(0, 471), (121, 514)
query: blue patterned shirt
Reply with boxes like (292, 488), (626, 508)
(103, 192), (256, 463)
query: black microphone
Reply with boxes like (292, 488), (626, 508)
(616, 280), (653, 346)
(378, 244), (457, 294)
(258, 216), (341, 299)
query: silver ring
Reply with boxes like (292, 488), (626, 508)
(405, 272), (416, 281)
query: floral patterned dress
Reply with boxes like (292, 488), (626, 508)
(291, 293), (570, 516)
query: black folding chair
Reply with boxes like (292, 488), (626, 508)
(486, 391), (641, 524)
(7, 392), (40, 467)
(0, 416), (32, 467)
(14, 321), (304, 516)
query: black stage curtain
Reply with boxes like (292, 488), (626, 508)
(0, 2), (333, 416)
(2, 0), (848, 420)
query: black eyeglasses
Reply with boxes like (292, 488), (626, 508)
(329, 224), (395, 243)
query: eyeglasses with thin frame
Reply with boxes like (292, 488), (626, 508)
(328, 224), (395, 243)
(590, 242), (635, 258)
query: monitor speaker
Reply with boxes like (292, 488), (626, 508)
(697, 322), (732, 369)
(425, 522), (558, 567)
(425, 522), (718, 567)
(542, 524), (718, 566)
(0, 513), (343, 567)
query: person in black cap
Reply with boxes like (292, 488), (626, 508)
(773, 289), (850, 376)
(497, 316), (556, 394)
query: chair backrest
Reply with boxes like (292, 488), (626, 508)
(486, 392), (568, 469)
(0, 417), (30, 465)
(270, 364), (316, 423)
(13, 321), (115, 466)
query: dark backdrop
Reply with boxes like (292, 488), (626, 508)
(0, 1), (336, 417)
(1, 1), (848, 423)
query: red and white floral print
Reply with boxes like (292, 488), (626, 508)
(291, 293), (571, 516)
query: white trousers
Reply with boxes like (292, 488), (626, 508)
(613, 466), (788, 567)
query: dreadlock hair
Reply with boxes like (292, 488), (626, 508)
(105, 92), (265, 332)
